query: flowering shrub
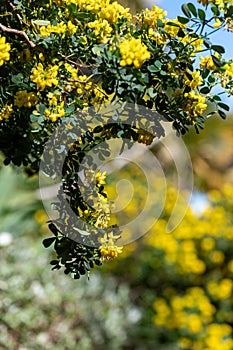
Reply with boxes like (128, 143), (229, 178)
(103, 177), (233, 349)
(0, 0), (233, 277)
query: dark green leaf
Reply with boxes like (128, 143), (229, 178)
(218, 109), (226, 119)
(210, 4), (220, 16)
(198, 9), (206, 20)
(200, 86), (210, 94)
(177, 16), (190, 24)
(187, 3), (197, 17)
(213, 95), (221, 101)
(212, 55), (222, 67)
(43, 237), (56, 248)
(226, 5), (233, 17)
(50, 260), (59, 265)
(218, 102), (230, 111)
(211, 45), (225, 54)
(203, 39), (211, 49)
(181, 4), (191, 18)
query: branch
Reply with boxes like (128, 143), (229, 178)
(0, 23), (36, 47)
(58, 52), (95, 68)
(9, 2), (23, 25)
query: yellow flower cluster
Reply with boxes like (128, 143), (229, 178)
(119, 38), (151, 69)
(14, 90), (38, 108)
(99, 233), (123, 260)
(181, 35), (204, 54)
(164, 18), (187, 37)
(44, 92), (65, 122)
(142, 5), (167, 26)
(185, 70), (203, 89)
(198, 0), (233, 13)
(183, 90), (207, 118)
(30, 63), (59, 90)
(153, 287), (215, 332)
(0, 35), (11, 67)
(99, 1), (131, 23)
(0, 103), (13, 121)
(88, 19), (112, 44)
(207, 279), (233, 300)
(200, 55), (217, 70)
(64, 0), (129, 21)
(39, 20), (76, 38)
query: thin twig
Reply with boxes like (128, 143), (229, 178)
(58, 52), (97, 68)
(9, 1), (23, 25)
(0, 23), (36, 47)
(67, 77), (93, 83)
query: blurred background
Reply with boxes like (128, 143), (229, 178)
(1, 1), (233, 349)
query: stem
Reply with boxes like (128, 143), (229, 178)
(0, 22), (36, 47)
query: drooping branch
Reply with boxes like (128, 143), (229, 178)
(0, 23), (36, 47)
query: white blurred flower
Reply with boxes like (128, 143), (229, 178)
(0, 232), (12, 246)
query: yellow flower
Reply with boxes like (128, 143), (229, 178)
(181, 35), (204, 53)
(183, 91), (207, 118)
(0, 103), (13, 121)
(201, 237), (215, 250)
(30, 63), (59, 90)
(213, 17), (222, 28)
(185, 70), (203, 89)
(95, 170), (106, 186)
(15, 90), (38, 108)
(142, 5), (167, 26)
(187, 314), (203, 334)
(119, 37), (151, 69)
(210, 250), (224, 264)
(164, 18), (186, 37)
(100, 244), (123, 260)
(44, 93), (65, 122)
(223, 62), (233, 77)
(88, 19), (112, 43)
(200, 55), (217, 70)
(39, 22), (67, 38)
(99, 2), (131, 23)
(0, 35), (11, 66)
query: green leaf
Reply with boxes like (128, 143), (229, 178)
(43, 237), (56, 248)
(213, 94), (221, 101)
(200, 86), (210, 94)
(75, 12), (91, 20)
(198, 9), (206, 20)
(48, 222), (59, 236)
(177, 16), (190, 24)
(32, 19), (50, 26)
(226, 5), (233, 17)
(218, 109), (226, 119)
(218, 102), (230, 111)
(181, 4), (191, 18)
(187, 3), (197, 17)
(165, 21), (180, 27)
(65, 104), (75, 114)
(210, 4), (220, 16)
(39, 104), (46, 115)
(212, 55), (222, 67)
(148, 61), (162, 73)
(211, 45), (225, 54)
(203, 39), (211, 49)
(157, 19), (165, 28)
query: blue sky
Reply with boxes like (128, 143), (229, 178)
(143, 0), (233, 110)
(144, 0), (233, 58)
